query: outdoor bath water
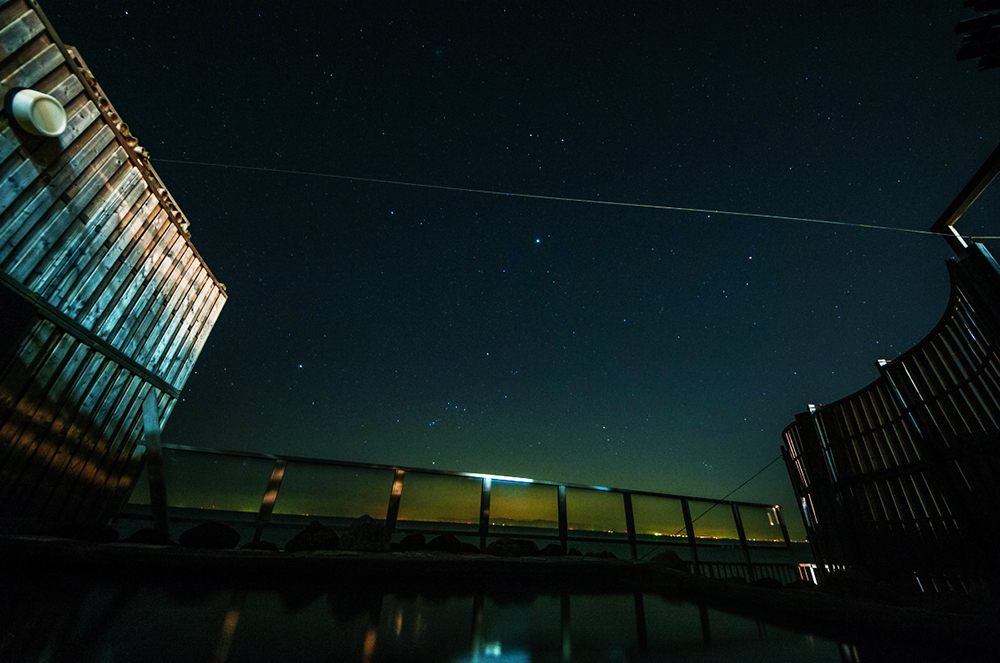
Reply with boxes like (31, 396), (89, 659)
(0, 573), (947, 662)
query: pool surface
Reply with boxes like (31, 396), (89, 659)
(0, 572), (967, 663)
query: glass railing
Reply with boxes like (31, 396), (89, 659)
(122, 444), (803, 576)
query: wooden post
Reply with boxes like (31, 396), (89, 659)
(142, 390), (170, 539)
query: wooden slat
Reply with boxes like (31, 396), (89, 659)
(50, 366), (133, 520)
(0, 110), (109, 253)
(0, 8), (43, 60)
(97, 211), (178, 338)
(0, 324), (65, 448)
(51, 370), (138, 521)
(0, 123), (20, 162)
(0, 95), (102, 216)
(0, 40), (62, 95)
(40, 65), (81, 105)
(0, 66), (80, 162)
(0, 340), (93, 492)
(37, 167), (146, 304)
(62, 190), (158, 320)
(151, 267), (210, 382)
(137, 258), (206, 378)
(0, 318), (57, 417)
(173, 289), (225, 390)
(33, 357), (117, 518)
(91, 395), (156, 521)
(0, 2), (30, 24)
(114, 232), (188, 358)
(80, 208), (170, 329)
(3, 346), (105, 515)
(0, 101), (101, 238)
(31, 162), (144, 298)
(141, 249), (200, 367)
(163, 273), (218, 388)
(128, 243), (196, 366)
(0, 332), (79, 493)
(4, 143), (128, 282)
(96, 440), (146, 523)
(70, 375), (148, 521)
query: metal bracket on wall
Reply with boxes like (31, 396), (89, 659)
(0, 270), (180, 399)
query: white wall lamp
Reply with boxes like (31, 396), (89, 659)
(4, 87), (67, 137)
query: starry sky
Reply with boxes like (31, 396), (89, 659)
(41, 2), (1000, 528)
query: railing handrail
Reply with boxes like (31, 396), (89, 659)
(158, 443), (781, 510)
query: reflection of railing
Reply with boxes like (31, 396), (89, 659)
(123, 444), (800, 580)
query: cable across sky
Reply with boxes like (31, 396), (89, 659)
(153, 158), (999, 241)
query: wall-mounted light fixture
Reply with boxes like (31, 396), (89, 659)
(4, 87), (67, 137)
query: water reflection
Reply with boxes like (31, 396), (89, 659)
(0, 575), (962, 662)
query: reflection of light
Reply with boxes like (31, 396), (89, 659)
(456, 641), (531, 662)
(464, 472), (534, 484)
(362, 623), (377, 663)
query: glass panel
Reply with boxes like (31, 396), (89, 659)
(396, 472), (481, 524)
(489, 481), (558, 529)
(738, 505), (783, 543)
(272, 462), (394, 519)
(161, 450), (274, 513)
(631, 494), (687, 540)
(687, 500), (738, 541)
(128, 464), (151, 505)
(565, 488), (625, 533)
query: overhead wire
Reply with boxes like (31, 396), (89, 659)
(152, 161), (946, 557)
(635, 453), (786, 561)
(153, 158), (1000, 240)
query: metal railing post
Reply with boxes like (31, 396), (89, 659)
(142, 391), (170, 539)
(386, 469), (405, 535)
(558, 485), (568, 551)
(479, 477), (492, 551)
(623, 492), (638, 560)
(681, 497), (700, 574)
(733, 503), (755, 581)
(253, 459), (286, 543)
(775, 504), (792, 548)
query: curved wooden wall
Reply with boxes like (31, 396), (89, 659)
(783, 245), (1000, 594)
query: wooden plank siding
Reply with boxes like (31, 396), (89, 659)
(0, 1), (226, 525)
(782, 245), (1000, 595)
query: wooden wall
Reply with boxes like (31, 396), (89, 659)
(0, 0), (227, 524)
(783, 246), (1000, 594)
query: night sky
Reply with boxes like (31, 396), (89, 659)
(42, 2), (999, 526)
